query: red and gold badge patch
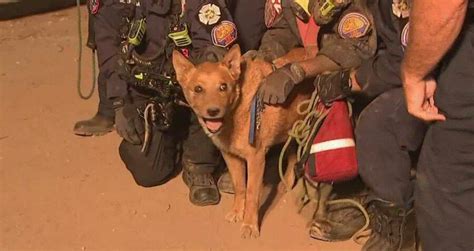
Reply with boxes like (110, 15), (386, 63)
(211, 21), (237, 48)
(338, 12), (370, 39)
(264, 0), (283, 28)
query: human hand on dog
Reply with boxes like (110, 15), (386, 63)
(258, 63), (306, 105)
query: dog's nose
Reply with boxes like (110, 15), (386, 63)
(207, 107), (221, 117)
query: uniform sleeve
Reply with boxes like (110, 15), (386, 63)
(317, 34), (363, 69)
(356, 48), (403, 99)
(316, 3), (377, 70)
(185, 0), (237, 63)
(258, 7), (301, 62)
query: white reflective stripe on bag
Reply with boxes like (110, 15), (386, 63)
(310, 138), (355, 154)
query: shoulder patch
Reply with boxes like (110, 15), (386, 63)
(211, 21), (237, 48)
(89, 0), (100, 14)
(264, 0), (283, 28)
(401, 22), (409, 48)
(198, 3), (222, 25)
(338, 12), (370, 39)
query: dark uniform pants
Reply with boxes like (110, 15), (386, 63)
(118, 95), (221, 187)
(356, 88), (427, 207)
(415, 23), (474, 251)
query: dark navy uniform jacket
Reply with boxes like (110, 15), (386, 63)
(355, 0), (410, 99)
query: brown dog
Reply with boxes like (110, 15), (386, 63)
(173, 44), (316, 238)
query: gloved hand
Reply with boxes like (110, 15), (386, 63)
(315, 70), (352, 106)
(114, 101), (143, 145)
(258, 63), (306, 105)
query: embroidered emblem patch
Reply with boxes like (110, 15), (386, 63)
(338, 12), (370, 39)
(89, 0), (100, 14)
(401, 22), (409, 48)
(264, 0), (283, 28)
(211, 21), (237, 48)
(198, 4), (221, 25)
(392, 0), (410, 18)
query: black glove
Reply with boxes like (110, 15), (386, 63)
(114, 100), (143, 145)
(258, 63), (306, 105)
(315, 71), (352, 106)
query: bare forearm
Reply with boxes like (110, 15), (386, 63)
(298, 54), (341, 79)
(402, 0), (468, 80)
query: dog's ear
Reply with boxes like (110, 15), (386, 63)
(222, 44), (242, 80)
(172, 50), (195, 86)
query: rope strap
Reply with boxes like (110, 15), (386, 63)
(76, 0), (97, 100)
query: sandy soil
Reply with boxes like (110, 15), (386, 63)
(0, 7), (361, 250)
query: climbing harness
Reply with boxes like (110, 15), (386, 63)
(122, 1), (191, 153)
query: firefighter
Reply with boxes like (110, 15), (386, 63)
(402, 1), (474, 250)
(73, 0), (135, 136)
(114, 0), (237, 206)
(352, 0), (422, 250)
(256, 0), (376, 242)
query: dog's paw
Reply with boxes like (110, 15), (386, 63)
(225, 210), (244, 223)
(240, 224), (260, 239)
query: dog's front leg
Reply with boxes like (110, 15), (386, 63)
(222, 152), (246, 223)
(278, 152), (297, 193)
(241, 152), (265, 239)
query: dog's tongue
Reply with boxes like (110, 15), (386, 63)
(205, 120), (223, 133)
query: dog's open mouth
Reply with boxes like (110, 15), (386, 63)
(202, 118), (224, 134)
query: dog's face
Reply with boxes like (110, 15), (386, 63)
(173, 45), (242, 135)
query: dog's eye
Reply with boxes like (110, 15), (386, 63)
(194, 85), (203, 93)
(219, 83), (228, 92)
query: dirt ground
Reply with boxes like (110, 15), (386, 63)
(0, 7), (361, 250)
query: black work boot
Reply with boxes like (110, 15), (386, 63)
(362, 198), (416, 251)
(310, 195), (368, 242)
(182, 162), (220, 206)
(73, 113), (114, 136)
(217, 171), (234, 194)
